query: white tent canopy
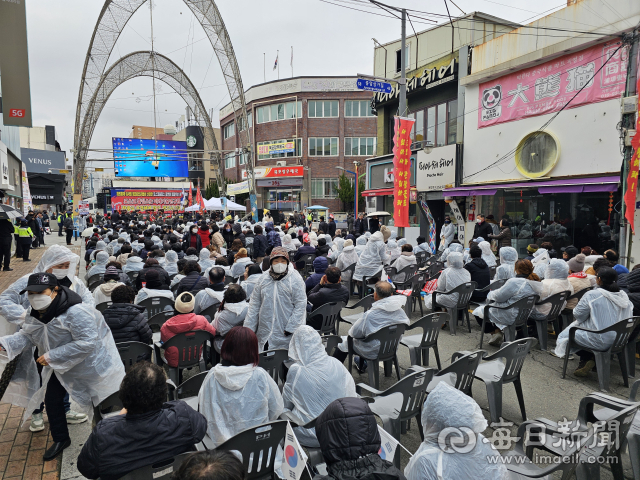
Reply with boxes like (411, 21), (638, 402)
(184, 197), (246, 212)
(204, 197), (223, 209)
(224, 199), (246, 211)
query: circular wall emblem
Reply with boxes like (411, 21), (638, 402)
(186, 135), (197, 148)
(515, 131), (560, 179)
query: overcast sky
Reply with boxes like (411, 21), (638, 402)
(24, 0), (568, 168)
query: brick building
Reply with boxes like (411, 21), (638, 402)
(219, 76), (376, 213)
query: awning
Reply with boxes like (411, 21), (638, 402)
(443, 176), (619, 197)
(361, 188), (394, 197)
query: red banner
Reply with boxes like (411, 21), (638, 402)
(196, 185), (205, 212)
(624, 72), (640, 232)
(392, 116), (415, 228)
(110, 189), (183, 212)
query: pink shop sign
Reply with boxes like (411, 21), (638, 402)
(478, 41), (628, 128)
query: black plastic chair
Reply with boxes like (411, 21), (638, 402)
(215, 421), (288, 480)
(170, 371), (209, 411)
(126, 270), (140, 283)
(474, 278), (507, 296)
(415, 252), (430, 268)
(147, 310), (174, 339)
(86, 273), (102, 287)
(199, 303), (221, 321)
(138, 296), (175, 320)
(154, 330), (213, 385)
(338, 294), (374, 332)
(399, 312), (449, 369)
(224, 275), (235, 285)
(559, 286), (593, 332)
(88, 276), (104, 293)
(480, 295), (539, 348)
(390, 264), (418, 284)
(398, 272), (427, 317)
(432, 281), (477, 335)
(532, 290), (571, 351)
(340, 263), (356, 296)
(489, 265), (497, 280)
(96, 301), (112, 313)
(561, 316), (640, 392)
(258, 349), (289, 389)
(117, 452), (192, 480)
(93, 391), (123, 424)
(425, 262), (444, 280)
(426, 350), (484, 396)
(116, 341), (153, 372)
(454, 338), (535, 424)
(347, 323), (407, 390)
(300, 254), (316, 279)
(308, 301), (346, 335)
(322, 334), (343, 356)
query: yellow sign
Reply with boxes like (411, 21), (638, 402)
(257, 141), (295, 156)
(94, 168), (104, 172)
(59, 169), (69, 173)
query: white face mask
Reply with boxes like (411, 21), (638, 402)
(51, 268), (70, 280)
(191, 229), (197, 234)
(271, 263), (287, 274)
(28, 292), (54, 311)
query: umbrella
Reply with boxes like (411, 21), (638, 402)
(366, 211), (391, 217)
(307, 205), (328, 210)
(81, 227), (95, 237)
(0, 205), (23, 220)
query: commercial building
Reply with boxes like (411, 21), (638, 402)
(0, 110), (24, 212)
(456, 0), (640, 258)
(219, 76), (376, 212)
(366, 12), (515, 241)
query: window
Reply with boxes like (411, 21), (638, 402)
(256, 101), (301, 124)
(238, 112), (252, 131)
(345, 100), (375, 117)
(311, 178), (338, 199)
(239, 152), (248, 165)
(345, 137), (376, 156)
(395, 43), (410, 73)
(224, 152), (236, 169)
(309, 137), (338, 156)
(223, 122), (235, 139)
(257, 138), (302, 160)
(409, 110), (424, 143)
(447, 100), (458, 145)
(308, 100), (339, 118)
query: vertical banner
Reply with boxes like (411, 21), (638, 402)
(449, 200), (466, 246)
(187, 185), (193, 208)
(250, 194), (258, 222)
(196, 185), (205, 211)
(0, 0), (33, 127)
(419, 200), (436, 254)
(392, 116), (415, 228)
(624, 73), (640, 232)
(21, 164), (32, 215)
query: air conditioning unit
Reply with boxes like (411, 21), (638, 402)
(275, 161), (287, 167)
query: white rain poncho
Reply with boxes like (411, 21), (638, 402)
(198, 363), (284, 447)
(355, 236), (367, 257)
(123, 256), (145, 273)
(397, 238), (407, 248)
(440, 222), (456, 249)
(386, 240), (401, 264)
(425, 252), (471, 310)
(309, 231), (319, 247)
(0, 295), (125, 420)
(106, 240), (118, 256)
(86, 251), (109, 279)
(353, 232), (390, 282)
(152, 235), (162, 247)
(328, 237), (345, 262)
(494, 247), (517, 282)
(282, 235), (296, 253)
(534, 259), (573, 319)
(555, 288), (633, 357)
(473, 277), (541, 327)
(242, 273), (262, 300)
(0, 245), (93, 326)
(391, 253), (417, 282)
(324, 234), (333, 249)
(284, 326), (356, 447)
(440, 243), (463, 264)
(163, 250), (179, 276)
(404, 382), (509, 480)
(531, 248), (550, 279)
(212, 301), (249, 352)
(414, 241), (432, 255)
(245, 270), (307, 351)
(90, 240), (107, 261)
(479, 241), (496, 267)
(336, 246), (358, 281)
(338, 295), (409, 358)
(133, 288), (174, 304)
(230, 256), (252, 278)
(198, 249), (215, 272)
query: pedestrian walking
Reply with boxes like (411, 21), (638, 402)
(64, 213), (74, 246)
(15, 219), (34, 261)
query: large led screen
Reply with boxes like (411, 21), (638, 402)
(112, 137), (189, 177)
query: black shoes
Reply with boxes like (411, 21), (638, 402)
(3, 268), (12, 271)
(43, 438), (71, 460)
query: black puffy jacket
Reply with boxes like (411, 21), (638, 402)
(464, 258), (490, 302)
(135, 265), (171, 290)
(315, 397), (406, 480)
(253, 234), (269, 258)
(625, 269), (640, 315)
(103, 303), (153, 345)
(232, 223), (246, 247)
(77, 401), (206, 480)
(176, 271), (210, 295)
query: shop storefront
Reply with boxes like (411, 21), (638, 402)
(242, 165), (304, 213)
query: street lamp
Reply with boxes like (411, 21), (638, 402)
(336, 166), (358, 217)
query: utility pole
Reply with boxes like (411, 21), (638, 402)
(399, 8), (407, 117)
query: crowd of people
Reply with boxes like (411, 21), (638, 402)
(0, 207), (635, 480)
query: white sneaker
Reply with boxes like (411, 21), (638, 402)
(30, 412), (45, 432)
(66, 410), (88, 424)
(488, 332), (504, 347)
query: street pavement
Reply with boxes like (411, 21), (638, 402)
(0, 231), (636, 479)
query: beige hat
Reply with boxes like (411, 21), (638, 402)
(175, 292), (195, 314)
(343, 239), (353, 247)
(381, 225), (391, 242)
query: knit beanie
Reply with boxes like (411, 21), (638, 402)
(527, 244), (539, 254)
(343, 239), (353, 248)
(568, 253), (586, 272)
(175, 292), (195, 314)
(104, 266), (119, 281)
(270, 246), (290, 264)
(381, 225), (391, 242)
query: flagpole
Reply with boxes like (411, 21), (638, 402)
(277, 49), (280, 80)
(263, 53), (266, 83)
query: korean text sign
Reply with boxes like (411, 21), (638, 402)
(110, 189), (183, 212)
(392, 116), (415, 228)
(478, 41), (628, 128)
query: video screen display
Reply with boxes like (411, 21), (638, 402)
(112, 137), (189, 177)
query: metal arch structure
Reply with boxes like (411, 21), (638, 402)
(77, 51), (220, 193)
(73, 0), (255, 196)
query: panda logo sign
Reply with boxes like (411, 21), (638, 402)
(481, 85), (502, 122)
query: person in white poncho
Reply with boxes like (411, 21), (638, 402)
(198, 248), (215, 272)
(478, 241), (496, 267)
(283, 326), (356, 447)
(425, 252), (471, 311)
(198, 326), (283, 448)
(353, 231), (389, 282)
(386, 240), (401, 264)
(211, 284), (248, 353)
(404, 382), (509, 480)
(439, 216), (455, 250)
(335, 240), (358, 281)
(532, 259), (573, 321)
(531, 247), (550, 279)
(163, 250), (179, 276)
(440, 241), (463, 264)
(390, 244), (417, 283)
(86, 251), (109, 280)
(354, 236), (367, 257)
(194, 267), (227, 315)
(493, 246), (517, 282)
(555, 266), (632, 378)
